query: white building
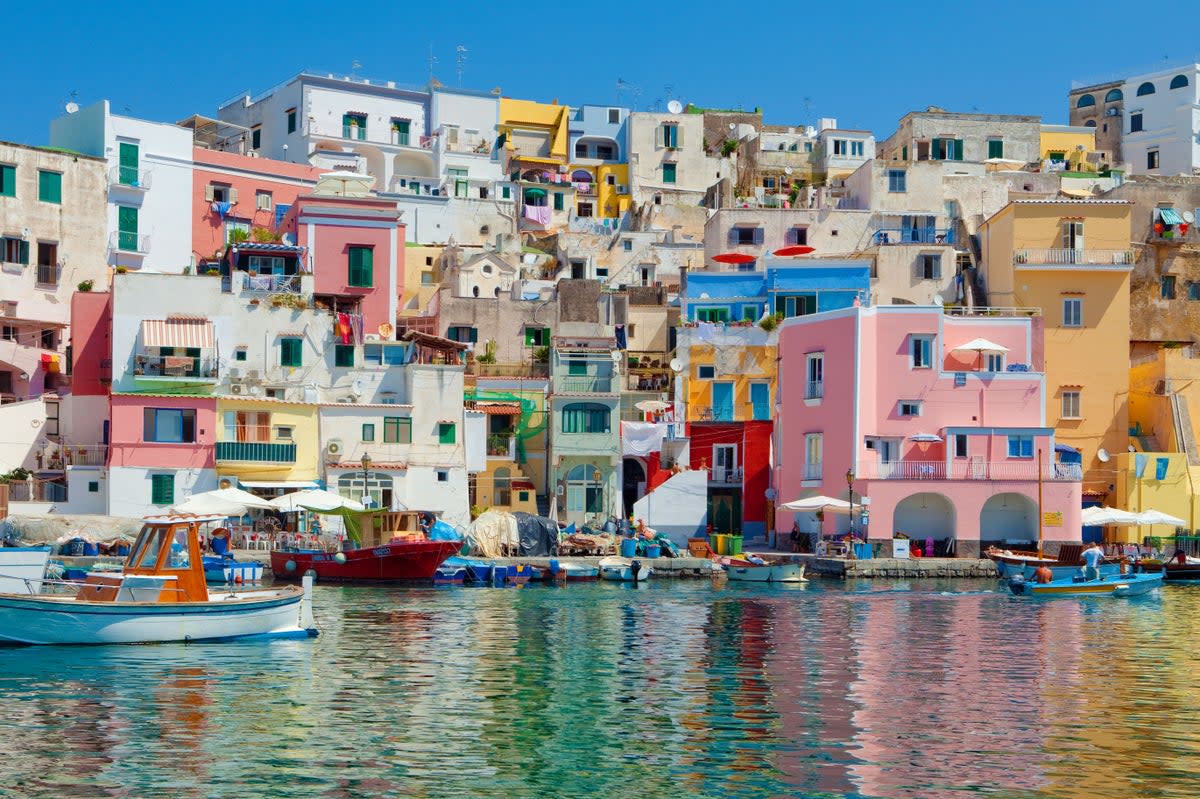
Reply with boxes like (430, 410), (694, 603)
(815, 119), (876, 179)
(627, 112), (729, 205)
(50, 100), (193, 274)
(1118, 64), (1200, 175)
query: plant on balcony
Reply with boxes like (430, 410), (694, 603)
(251, 227), (283, 243)
(721, 139), (739, 157)
(628, 355), (640, 368)
(532, 346), (550, 363)
(0, 467), (31, 483)
(229, 229), (250, 244)
(476, 339), (497, 365)
(114, 265), (128, 274)
(206, 268), (219, 276)
(486, 434), (511, 455)
(77, 279), (93, 292)
(759, 313), (783, 332)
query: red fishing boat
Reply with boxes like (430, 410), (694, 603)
(271, 510), (461, 582)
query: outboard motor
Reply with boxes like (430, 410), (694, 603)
(1007, 574), (1027, 595)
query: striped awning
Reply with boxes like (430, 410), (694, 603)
(142, 318), (215, 349)
(1158, 207), (1184, 225)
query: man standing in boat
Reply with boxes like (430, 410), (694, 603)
(1081, 542), (1105, 581)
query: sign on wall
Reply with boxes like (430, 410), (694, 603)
(1042, 511), (1063, 527)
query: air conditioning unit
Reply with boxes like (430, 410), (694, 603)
(228, 367), (242, 379)
(326, 440), (343, 456)
(230, 383), (244, 395)
(245, 369), (261, 382)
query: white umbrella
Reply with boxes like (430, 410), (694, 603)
(1080, 506), (1141, 526)
(952, 337), (1010, 354)
(909, 432), (943, 442)
(635, 400), (671, 413)
(272, 488), (364, 513)
(1134, 509), (1187, 527)
(779, 495), (852, 514)
(173, 487), (276, 516)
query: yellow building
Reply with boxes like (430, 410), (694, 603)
(399, 244), (444, 319)
(979, 199), (1133, 501)
(1039, 125), (1101, 172)
(466, 391), (548, 516)
(567, 162), (631, 220)
(684, 336), (777, 423)
(499, 98), (571, 168)
(214, 397), (320, 487)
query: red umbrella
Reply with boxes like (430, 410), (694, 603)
(712, 252), (757, 264)
(773, 245), (815, 256)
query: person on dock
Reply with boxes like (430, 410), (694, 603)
(1081, 542), (1105, 581)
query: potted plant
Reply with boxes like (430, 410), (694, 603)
(77, 279), (93, 292)
(248, 298), (260, 306)
(206, 268), (220, 276)
(115, 265), (128, 274)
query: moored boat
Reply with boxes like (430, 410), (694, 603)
(1164, 560), (1200, 581)
(598, 556), (651, 582)
(203, 555), (264, 585)
(542, 559), (599, 582)
(1006, 570), (1163, 598)
(0, 546), (52, 594)
(725, 558), (808, 583)
(0, 514), (316, 646)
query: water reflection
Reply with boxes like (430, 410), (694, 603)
(0, 581), (1196, 798)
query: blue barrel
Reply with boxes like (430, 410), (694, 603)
(211, 536), (229, 556)
(644, 544), (661, 559)
(82, 542), (99, 556)
(68, 538), (86, 556)
(620, 538), (638, 558)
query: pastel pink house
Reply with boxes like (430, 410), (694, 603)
(775, 305), (1082, 558)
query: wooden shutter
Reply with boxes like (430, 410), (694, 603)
(439, 423), (456, 445)
(953, 140), (964, 160)
(18, 239), (28, 265)
(753, 227), (765, 245)
(205, 184), (215, 202)
(930, 138), (941, 160)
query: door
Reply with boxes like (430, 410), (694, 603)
(117, 206), (139, 251)
(1062, 222), (1084, 262)
(750, 382), (770, 421)
(878, 439), (900, 478)
(118, 142), (139, 185)
(712, 382), (734, 421)
(713, 444), (737, 483)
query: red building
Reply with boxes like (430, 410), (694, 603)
(687, 420), (772, 537)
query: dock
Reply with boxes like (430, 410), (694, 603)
(747, 552), (999, 579)
(488, 555), (716, 578)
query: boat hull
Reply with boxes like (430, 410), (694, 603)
(0, 584), (313, 645)
(727, 562), (808, 583)
(0, 547), (51, 594)
(1007, 572), (1163, 598)
(598, 556), (651, 582)
(1163, 563), (1200, 582)
(271, 540), (461, 582)
(727, 564), (773, 582)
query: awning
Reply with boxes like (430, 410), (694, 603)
(523, 187), (547, 198)
(1158, 208), (1184, 225)
(471, 403), (522, 416)
(142, 318), (215, 349)
(238, 480), (319, 489)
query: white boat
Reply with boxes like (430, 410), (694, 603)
(771, 563), (807, 582)
(0, 546), (51, 594)
(725, 559), (808, 583)
(0, 514), (317, 646)
(598, 556), (652, 582)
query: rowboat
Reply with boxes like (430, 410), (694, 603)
(598, 556), (652, 582)
(0, 514), (317, 646)
(0, 546), (51, 594)
(543, 560), (599, 581)
(1006, 571), (1163, 598)
(725, 559), (808, 583)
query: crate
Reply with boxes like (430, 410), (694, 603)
(688, 538), (712, 558)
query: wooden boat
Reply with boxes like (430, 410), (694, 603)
(0, 546), (51, 594)
(598, 556), (652, 582)
(725, 558), (808, 583)
(1161, 558), (1200, 582)
(272, 510), (461, 583)
(543, 560), (599, 582)
(1007, 570), (1162, 598)
(0, 514), (316, 645)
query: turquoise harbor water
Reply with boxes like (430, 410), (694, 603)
(0, 578), (1198, 799)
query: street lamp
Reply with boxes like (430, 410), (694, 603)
(846, 467), (855, 536)
(361, 453), (372, 508)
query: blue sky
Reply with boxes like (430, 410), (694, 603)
(3, 1), (1198, 146)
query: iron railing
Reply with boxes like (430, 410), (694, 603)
(1014, 248), (1133, 266)
(874, 228), (955, 245)
(856, 460), (1082, 481)
(555, 375), (615, 394)
(215, 441), (297, 463)
(134, 353), (218, 380)
(111, 232), (150, 253)
(108, 166), (152, 189)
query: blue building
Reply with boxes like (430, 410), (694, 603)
(681, 258), (872, 322)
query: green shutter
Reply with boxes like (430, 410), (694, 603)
(348, 247), (373, 287)
(335, 344), (355, 367)
(0, 164), (14, 197)
(930, 138), (941, 160)
(439, 422), (456, 445)
(663, 163), (676, 184)
(18, 239), (29, 265)
(38, 171), (61, 204)
(118, 143), (139, 185)
(118, 206), (138, 250)
(988, 140), (1004, 159)
(150, 474), (174, 505)
(502, 186), (511, 199)
(953, 139), (964, 161)
(281, 338), (302, 367)
(554, 192), (564, 211)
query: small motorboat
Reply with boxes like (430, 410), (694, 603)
(433, 563), (467, 585)
(0, 514), (317, 645)
(543, 559), (599, 582)
(0, 546), (52, 594)
(203, 555), (264, 585)
(725, 558), (808, 583)
(1158, 554), (1200, 582)
(598, 556), (652, 582)
(1007, 570), (1163, 598)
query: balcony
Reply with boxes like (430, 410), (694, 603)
(573, 182), (597, 196)
(1013, 248), (1133, 267)
(215, 441), (297, 463)
(710, 467), (744, 485)
(7, 480), (67, 502)
(108, 166), (152, 190)
(466, 361), (550, 379)
(486, 433), (516, 459)
(41, 445), (107, 469)
(874, 228), (955, 245)
(133, 353), (218, 382)
(241, 274), (305, 296)
(855, 460), (1082, 481)
(111, 232), (151, 254)
(805, 382), (824, 400)
(444, 135), (492, 155)
(555, 375), (615, 394)
(35, 263), (58, 287)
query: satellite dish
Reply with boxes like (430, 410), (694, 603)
(669, 358), (683, 373)
(933, 295), (944, 306)
(1185, 211), (1196, 224)
(667, 100), (683, 114)
(1097, 448), (1110, 462)
(65, 102), (79, 114)
(784, 166), (794, 175)
(351, 378), (364, 398)
(699, 292), (710, 299)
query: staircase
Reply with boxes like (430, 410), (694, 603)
(1171, 392), (1200, 465)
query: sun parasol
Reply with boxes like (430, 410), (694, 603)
(951, 337), (1010, 370)
(908, 432), (943, 442)
(1134, 509), (1187, 527)
(779, 495), (852, 514)
(635, 400), (671, 413)
(773, 245), (815, 256)
(712, 252), (756, 265)
(272, 488), (365, 513)
(172, 487), (275, 516)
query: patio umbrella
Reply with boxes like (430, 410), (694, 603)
(1080, 506), (1141, 526)
(908, 432), (943, 442)
(773, 245), (815, 256)
(1134, 509), (1187, 527)
(712, 252), (756, 265)
(951, 337), (1010, 371)
(635, 399), (671, 413)
(273, 488), (365, 513)
(779, 495), (852, 514)
(173, 487), (275, 516)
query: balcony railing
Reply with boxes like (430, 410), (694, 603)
(573, 182), (597, 196)
(35, 263), (58, 287)
(874, 228), (955, 245)
(134, 353), (218, 381)
(805, 382), (824, 400)
(856, 460), (1082, 481)
(1014, 248), (1133, 266)
(111, 232), (150, 254)
(242, 274), (304, 295)
(444, 135), (492, 154)
(108, 166), (152, 190)
(555, 375), (615, 393)
(710, 467), (743, 485)
(486, 434), (516, 459)
(215, 441), (297, 463)
(42, 445), (108, 469)
(467, 361), (550, 379)
(804, 464), (822, 480)
(7, 480), (67, 502)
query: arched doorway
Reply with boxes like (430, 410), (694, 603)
(622, 457), (646, 519)
(893, 492), (956, 543)
(980, 493), (1038, 546)
(494, 467), (511, 508)
(565, 463), (604, 521)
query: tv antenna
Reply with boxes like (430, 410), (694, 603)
(456, 45), (468, 86)
(351, 60), (361, 79)
(64, 90), (79, 114)
(428, 44), (438, 82)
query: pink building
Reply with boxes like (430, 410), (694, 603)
(776, 305), (1082, 558)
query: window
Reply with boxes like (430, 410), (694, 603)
(0, 325), (14, 341)
(275, 426), (293, 440)
(850, 140), (864, 157)
(343, 113), (367, 140)
(118, 206), (139, 250)
(286, 108), (297, 134)
(608, 108), (620, 124)
(606, 174), (616, 186)
(1147, 149), (1160, 170)
(36, 242), (57, 285)
(501, 185), (511, 200)
(917, 253), (941, 280)
(930, 138), (964, 161)
(661, 123), (678, 148)
(898, 401), (922, 417)
(1062, 298), (1083, 328)
(553, 192), (564, 211)
(986, 353), (1005, 372)
(1076, 94), (1096, 108)
(150, 474), (174, 505)
(987, 139), (1004, 159)
(1, 236), (27, 264)
(832, 139), (846, 155)
(1105, 88), (1123, 102)
(775, 295), (816, 318)
(438, 422), (456, 444)
(1161, 275), (1176, 299)
(1136, 81), (1156, 96)
(1007, 435), (1034, 458)
(251, 126), (261, 150)
(334, 344), (355, 367)
(447, 325), (478, 343)
(623, 239), (633, 251)
(805, 353), (824, 400)
(235, 347), (247, 361)
(1085, 120), (1097, 128)
(256, 191), (272, 211)
(524, 327), (551, 347)
(280, 337), (302, 367)
(596, 144), (615, 160)
(762, 176), (777, 190)
(566, 358), (588, 376)
(732, 226), (762, 245)
(362, 423), (375, 442)
(223, 217), (249, 246)
(697, 365), (716, 379)
(1130, 112), (1143, 133)
(1061, 220), (1084, 251)
(1188, 282), (1200, 301)
(1171, 74), (1190, 90)
(40, 329), (54, 349)
(0, 164), (14, 196)
(953, 434), (968, 458)
(437, 470), (449, 482)
(391, 118), (410, 145)
(742, 306), (758, 321)
(561, 403), (610, 433)
(143, 408), (196, 443)
(887, 169), (906, 192)
(804, 433), (823, 480)
(662, 163), (676, 184)
(696, 307), (730, 323)
(88, 481), (99, 493)
(1062, 390), (1081, 419)
(911, 335), (933, 368)
(383, 417), (412, 444)
(348, 246), (373, 287)
(38, 171), (61, 204)
(575, 142), (588, 158)
(788, 226), (808, 245)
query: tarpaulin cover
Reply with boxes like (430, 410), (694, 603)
(512, 512), (558, 556)
(430, 519), (459, 541)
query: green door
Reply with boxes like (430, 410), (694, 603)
(117, 206), (139, 251)
(119, 143), (139, 185)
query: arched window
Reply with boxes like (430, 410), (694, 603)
(1137, 81), (1156, 96)
(1170, 74), (1190, 90)
(472, 285), (479, 298)
(1085, 120), (1097, 128)
(1104, 88), (1123, 102)
(565, 463), (604, 513)
(1075, 94), (1096, 108)
(561, 403), (610, 434)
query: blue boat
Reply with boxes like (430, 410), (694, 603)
(1007, 570), (1163, 598)
(202, 555), (264, 585)
(433, 564), (467, 585)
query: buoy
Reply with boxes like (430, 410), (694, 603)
(284, 560), (297, 573)
(234, 573), (243, 585)
(305, 568), (317, 580)
(334, 552), (347, 564)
